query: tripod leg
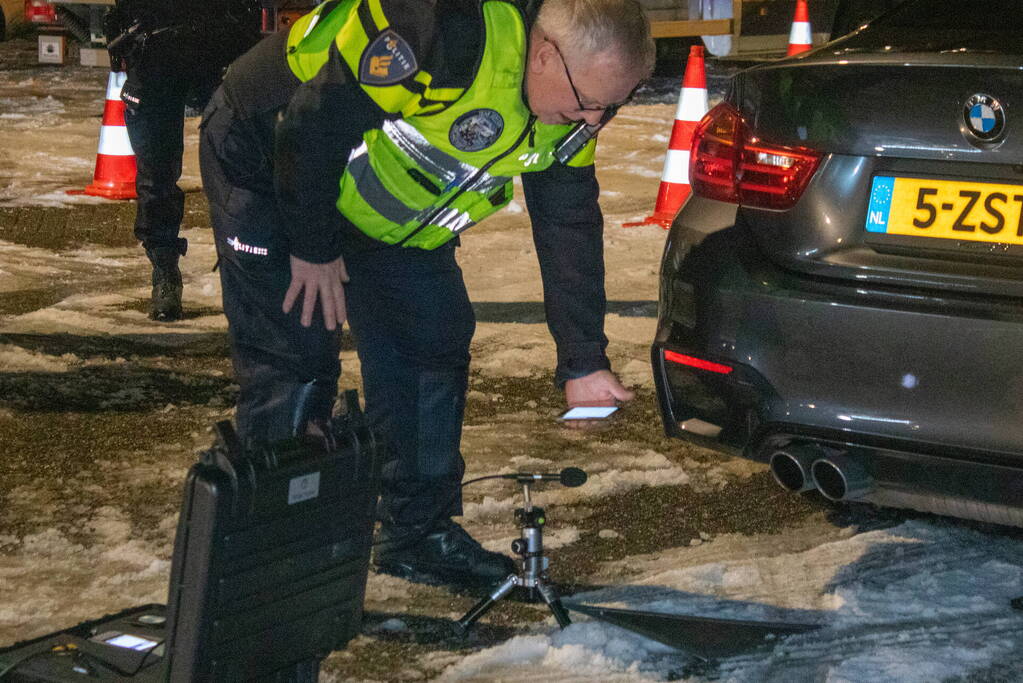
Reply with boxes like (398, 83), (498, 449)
(536, 582), (571, 629)
(455, 575), (518, 633)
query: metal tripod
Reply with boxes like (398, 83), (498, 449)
(455, 480), (571, 632)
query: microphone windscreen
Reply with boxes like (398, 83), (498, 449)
(559, 467), (587, 487)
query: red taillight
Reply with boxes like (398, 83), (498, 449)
(664, 350), (733, 375)
(690, 102), (821, 210)
(25, 0), (58, 23)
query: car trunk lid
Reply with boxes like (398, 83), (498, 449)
(732, 53), (1023, 297)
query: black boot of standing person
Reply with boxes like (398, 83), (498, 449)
(145, 241), (185, 321)
(122, 43), (189, 323)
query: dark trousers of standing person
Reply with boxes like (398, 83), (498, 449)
(199, 99), (473, 527)
(124, 88), (188, 257)
(122, 43), (220, 321)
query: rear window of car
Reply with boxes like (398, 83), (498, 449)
(873, 0), (1023, 31)
(833, 0), (1023, 53)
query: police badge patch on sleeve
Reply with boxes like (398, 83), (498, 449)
(359, 29), (418, 85)
(449, 109), (505, 152)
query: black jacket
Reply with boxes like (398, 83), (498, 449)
(212, 0), (611, 385)
(106, 0), (262, 75)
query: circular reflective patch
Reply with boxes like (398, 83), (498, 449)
(449, 109), (504, 152)
(963, 93), (1005, 142)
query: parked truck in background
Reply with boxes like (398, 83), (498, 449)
(1, 0), (25, 38)
(27, 0), (106, 43)
(648, 0), (904, 67)
(15, 0), (311, 64)
(8, 0), (904, 63)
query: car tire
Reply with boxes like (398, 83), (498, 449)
(0, 9), (7, 42)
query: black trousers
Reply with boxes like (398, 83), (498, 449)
(200, 93), (474, 526)
(122, 37), (223, 254)
(124, 90), (187, 252)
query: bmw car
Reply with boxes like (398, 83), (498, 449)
(652, 0), (1023, 527)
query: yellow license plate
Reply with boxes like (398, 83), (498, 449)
(865, 176), (1023, 245)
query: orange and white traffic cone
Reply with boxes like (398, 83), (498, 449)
(624, 45), (708, 229)
(70, 71), (137, 200)
(787, 0), (813, 56)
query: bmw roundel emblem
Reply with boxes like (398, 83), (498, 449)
(962, 93), (1005, 142)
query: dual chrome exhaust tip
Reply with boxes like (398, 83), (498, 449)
(770, 444), (874, 501)
(768, 441), (1023, 528)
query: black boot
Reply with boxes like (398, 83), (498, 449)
(374, 519), (518, 592)
(145, 244), (184, 321)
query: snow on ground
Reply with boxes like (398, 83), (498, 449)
(440, 520), (1023, 682)
(0, 56), (202, 208)
(2, 40), (1022, 682)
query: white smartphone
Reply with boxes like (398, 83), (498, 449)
(559, 405), (620, 420)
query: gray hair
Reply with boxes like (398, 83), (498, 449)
(536, 0), (656, 76)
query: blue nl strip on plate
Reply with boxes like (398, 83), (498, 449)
(865, 176), (895, 233)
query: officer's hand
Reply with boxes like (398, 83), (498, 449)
(282, 255), (350, 330)
(562, 370), (635, 431)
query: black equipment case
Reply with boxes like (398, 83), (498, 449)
(0, 391), (381, 682)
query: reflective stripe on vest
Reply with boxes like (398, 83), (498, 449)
(381, 119), (506, 196)
(344, 118), (511, 232)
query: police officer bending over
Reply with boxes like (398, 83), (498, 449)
(104, 0), (261, 321)
(200, 0), (653, 590)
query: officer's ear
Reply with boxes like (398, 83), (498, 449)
(526, 29), (556, 76)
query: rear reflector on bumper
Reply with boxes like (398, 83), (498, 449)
(664, 350), (734, 374)
(679, 418), (723, 437)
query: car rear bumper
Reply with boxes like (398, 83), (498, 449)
(653, 224), (1023, 464)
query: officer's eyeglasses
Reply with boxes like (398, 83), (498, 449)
(546, 36), (636, 123)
